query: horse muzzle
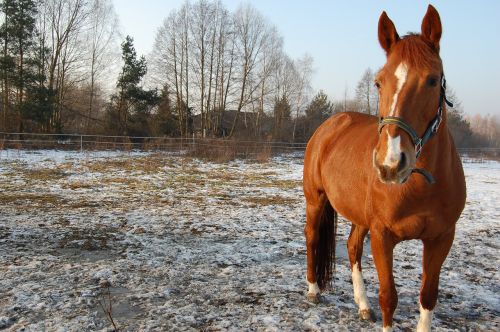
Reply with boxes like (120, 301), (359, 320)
(373, 150), (413, 184)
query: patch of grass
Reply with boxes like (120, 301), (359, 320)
(59, 227), (117, 251)
(83, 159), (130, 173)
(175, 174), (207, 186)
(173, 194), (206, 204)
(69, 200), (102, 209)
(185, 139), (275, 163)
(206, 170), (239, 182)
(24, 168), (68, 181)
(63, 181), (95, 190)
(241, 195), (300, 207)
(0, 192), (63, 205)
(259, 179), (302, 190)
(82, 154), (174, 174)
(100, 177), (140, 185)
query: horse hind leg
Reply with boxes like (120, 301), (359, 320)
(348, 224), (376, 322)
(304, 194), (338, 303)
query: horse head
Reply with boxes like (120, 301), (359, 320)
(373, 5), (445, 184)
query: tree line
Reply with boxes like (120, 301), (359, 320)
(0, 0), (497, 147)
(0, 0), (119, 134)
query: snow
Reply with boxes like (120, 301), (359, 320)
(0, 149), (498, 331)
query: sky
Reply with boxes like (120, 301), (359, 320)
(114, 0), (500, 116)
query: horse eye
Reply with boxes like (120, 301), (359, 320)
(374, 81), (381, 89)
(427, 77), (438, 87)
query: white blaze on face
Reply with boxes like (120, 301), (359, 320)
(352, 262), (370, 311)
(383, 135), (401, 168)
(389, 62), (408, 116)
(416, 304), (434, 332)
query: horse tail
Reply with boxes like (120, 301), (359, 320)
(316, 198), (338, 291)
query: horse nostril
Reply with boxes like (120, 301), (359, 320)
(398, 152), (407, 172)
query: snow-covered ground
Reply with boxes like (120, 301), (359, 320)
(0, 150), (498, 331)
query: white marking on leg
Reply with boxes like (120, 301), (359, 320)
(383, 135), (401, 168)
(389, 62), (408, 116)
(307, 281), (320, 295)
(352, 262), (370, 311)
(383, 327), (393, 332)
(416, 303), (434, 332)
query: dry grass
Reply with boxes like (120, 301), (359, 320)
(82, 159), (131, 172)
(186, 139), (275, 163)
(24, 168), (68, 181)
(63, 181), (95, 190)
(81, 154), (174, 174)
(58, 227), (116, 251)
(0, 153), (303, 217)
(69, 201), (102, 209)
(259, 179), (302, 190)
(0, 192), (63, 205)
(241, 195), (300, 207)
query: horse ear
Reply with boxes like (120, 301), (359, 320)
(378, 11), (400, 55)
(421, 5), (442, 51)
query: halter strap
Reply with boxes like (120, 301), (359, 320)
(378, 74), (453, 183)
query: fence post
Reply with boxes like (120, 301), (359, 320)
(80, 135), (83, 153)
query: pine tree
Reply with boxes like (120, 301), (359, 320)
(150, 85), (178, 136)
(107, 36), (159, 136)
(305, 90), (334, 119)
(0, 0), (17, 130)
(0, 0), (41, 132)
(273, 94), (291, 140)
(303, 91), (335, 140)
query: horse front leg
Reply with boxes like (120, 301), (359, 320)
(347, 224), (375, 321)
(370, 228), (398, 331)
(417, 230), (455, 332)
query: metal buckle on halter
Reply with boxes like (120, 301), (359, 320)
(431, 116), (441, 134)
(415, 138), (423, 157)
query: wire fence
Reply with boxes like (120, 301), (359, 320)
(0, 132), (498, 161)
(0, 132), (308, 160)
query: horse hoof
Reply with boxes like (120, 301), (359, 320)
(307, 293), (321, 304)
(359, 309), (376, 322)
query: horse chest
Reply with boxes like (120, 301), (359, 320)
(371, 196), (453, 240)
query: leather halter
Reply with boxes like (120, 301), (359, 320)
(378, 75), (453, 184)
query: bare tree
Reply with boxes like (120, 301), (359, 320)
(291, 54), (313, 141)
(211, 3), (234, 135)
(150, 2), (194, 137)
(270, 53), (313, 141)
(355, 67), (377, 115)
(228, 3), (273, 137)
(149, 0), (310, 139)
(42, 0), (89, 131)
(84, 0), (118, 133)
(150, 0), (237, 137)
(251, 26), (281, 137)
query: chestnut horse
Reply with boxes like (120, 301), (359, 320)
(303, 5), (466, 332)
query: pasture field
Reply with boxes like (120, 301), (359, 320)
(0, 150), (498, 331)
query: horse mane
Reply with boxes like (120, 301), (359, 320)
(394, 33), (441, 70)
